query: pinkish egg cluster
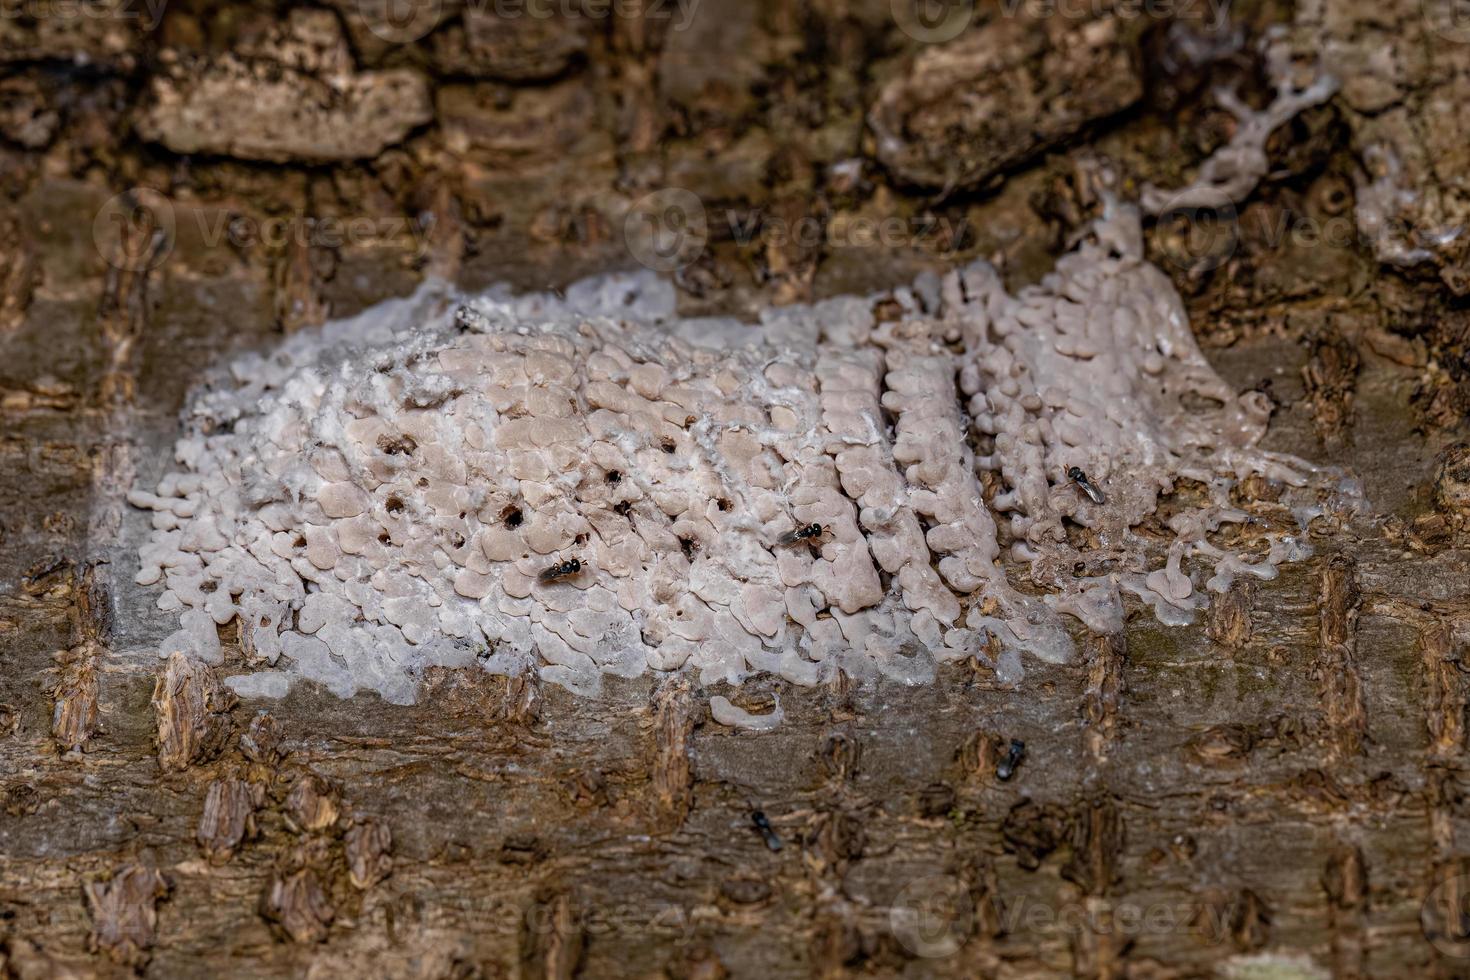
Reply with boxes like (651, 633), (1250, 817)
(130, 206), (1346, 708)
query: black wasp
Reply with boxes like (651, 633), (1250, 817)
(538, 557), (583, 584)
(1067, 466), (1107, 505)
(778, 522), (828, 547)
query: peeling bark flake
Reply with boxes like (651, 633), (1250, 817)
(1420, 623), (1467, 757)
(196, 777), (264, 863)
(152, 651), (236, 772)
(345, 819), (393, 889)
(1313, 555), (1366, 757)
(285, 773), (341, 834)
(1083, 632), (1126, 759)
(1207, 579), (1256, 651)
(50, 647), (99, 753)
(260, 869), (334, 944)
(84, 863), (170, 967)
(650, 677), (694, 820)
(1323, 844), (1368, 980)
(1061, 797), (1123, 897)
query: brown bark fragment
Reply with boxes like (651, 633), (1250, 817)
(1082, 632), (1126, 759)
(96, 197), (163, 407)
(606, 0), (666, 160)
(421, 666), (543, 725)
(272, 233), (333, 333)
(415, 179), (467, 282)
(1433, 444), (1470, 527)
(1235, 473), (1285, 504)
(916, 781), (957, 818)
(1422, 857), (1470, 960)
(1363, 326), (1426, 367)
(955, 729), (1008, 781)
(74, 561), (113, 646)
(807, 808), (866, 874)
(1322, 845), (1368, 979)
(1, 937), (94, 980)
(344, 819), (393, 890)
(84, 863), (170, 967)
(1426, 769), (1458, 858)
(437, 81), (598, 172)
(433, 5), (591, 81)
(502, 671), (543, 725)
(751, 187), (825, 305)
(1416, 376), (1470, 432)
(138, 11), (432, 163)
(152, 652), (237, 772)
(963, 855), (1007, 941)
(1301, 329), (1360, 443)
(809, 907), (863, 980)
(650, 677), (694, 820)
(260, 869), (335, 944)
(869, 13), (1142, 191)
(1207, 579), (1256, 651)
(0, 207), (36, 334)
(285, 773), (341, 834)
(1062, 798), (1123, 897)
(196, 777), (264, 864)
(49, 646), (99, 753)
(524, 890), (586, 980)
(1185, 724), (1256, 767)
(1068, 897), (1126, 980)
(670, 943), (729, 980)
(1420, 624), (1467, 757)
(1227, 888), (1272, 952)
(1313, 555), (1366, 757)
(1318, 555), (1359, 650)
(0, 0), (141, 66)
(239, 710), (285, 765)
(817, 732), (861, 784)
(1001, 799), (1071, 871)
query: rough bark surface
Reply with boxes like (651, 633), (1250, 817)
(4, 2), (1470, 978)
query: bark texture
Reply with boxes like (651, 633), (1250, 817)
(3, 1), (1470, 977)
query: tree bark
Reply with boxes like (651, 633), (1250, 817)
(2, 2), (1470, 977)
